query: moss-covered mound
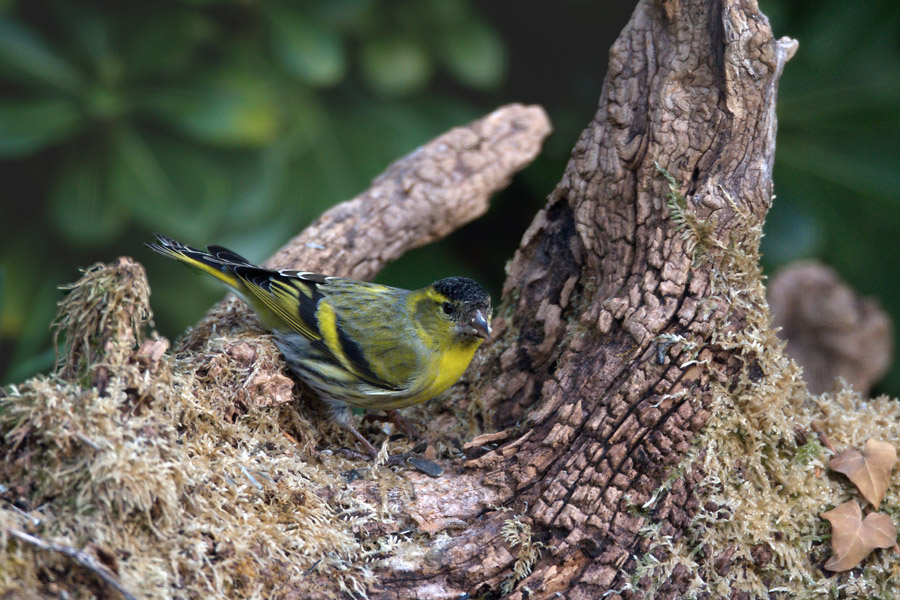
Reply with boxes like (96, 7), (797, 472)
(1, 258), (419, 599)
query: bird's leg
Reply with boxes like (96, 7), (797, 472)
(345, 423), (378, 458)
(329, 402), (378, 458)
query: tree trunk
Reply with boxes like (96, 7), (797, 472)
(370, 1), (798, 598)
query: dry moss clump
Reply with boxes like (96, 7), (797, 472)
(0, 258), (418, 599)
(630, 208), (900, 598)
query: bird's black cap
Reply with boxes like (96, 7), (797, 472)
(432, 276), (491, 309)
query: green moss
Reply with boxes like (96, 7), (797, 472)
(656, 162), (719, 263)
(795, 437), (824, 465)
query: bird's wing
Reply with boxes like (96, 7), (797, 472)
(231, 266), (325, 343)
(147, 234), (411, 395)
(236, 269), (402, 392)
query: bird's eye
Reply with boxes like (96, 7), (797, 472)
(441, 302), (456, 316)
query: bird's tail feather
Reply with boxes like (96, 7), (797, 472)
(146, 233), (244, 290)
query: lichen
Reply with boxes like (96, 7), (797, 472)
(500, 514), (545, 595)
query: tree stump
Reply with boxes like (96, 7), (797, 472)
(191, 0), (805, 597)
(362, 0), (801, 597)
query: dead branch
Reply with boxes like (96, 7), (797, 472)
(273, 103), (551, 279)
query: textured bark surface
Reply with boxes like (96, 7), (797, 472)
(370, 1), (797, 598)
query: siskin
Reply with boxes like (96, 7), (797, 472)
(147, 234), (492, 456)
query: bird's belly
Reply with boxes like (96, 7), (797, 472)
(355, 343), (479, 410)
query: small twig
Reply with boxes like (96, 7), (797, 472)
(4, 501), (42, 528)
(302, 558), (322, 577)
(8, 528), (138, 600)
(810, 422), (836, 453)
(75, 432), (102, 451)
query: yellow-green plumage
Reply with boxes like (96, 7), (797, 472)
(146, 234), (492, 455)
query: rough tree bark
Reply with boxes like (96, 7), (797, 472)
(372, 0), (799, 598)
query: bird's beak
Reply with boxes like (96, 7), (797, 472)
(469, 309), (491, 340)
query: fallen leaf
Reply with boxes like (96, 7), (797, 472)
(821, 501), (896, 571)
(830, 439), (897, 508)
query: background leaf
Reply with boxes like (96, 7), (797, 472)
(359, 36), (433, 97)
(0, 98), (82, 157)
(0, 17), (82, 92)
(141, 75), (281, 148)
(266, 6), (347, 87)
(108, 127), (229, 239)
(436, 17), (506, 90)
(50, 147), (127, 246)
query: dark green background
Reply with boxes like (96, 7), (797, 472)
(2, 1), (899, 394)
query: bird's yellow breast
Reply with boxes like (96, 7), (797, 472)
(417, 339), (481, 402)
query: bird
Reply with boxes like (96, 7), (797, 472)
(146, 234), (492, 457)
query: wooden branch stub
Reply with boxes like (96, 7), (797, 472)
(265, 103), (552, 281)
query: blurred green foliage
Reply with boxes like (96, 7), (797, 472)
(0, 0), (511, 382)
(1, 0), (899, 398)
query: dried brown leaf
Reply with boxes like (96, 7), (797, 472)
(830, 439), (897, 508)
(821, 501), (897, 572)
